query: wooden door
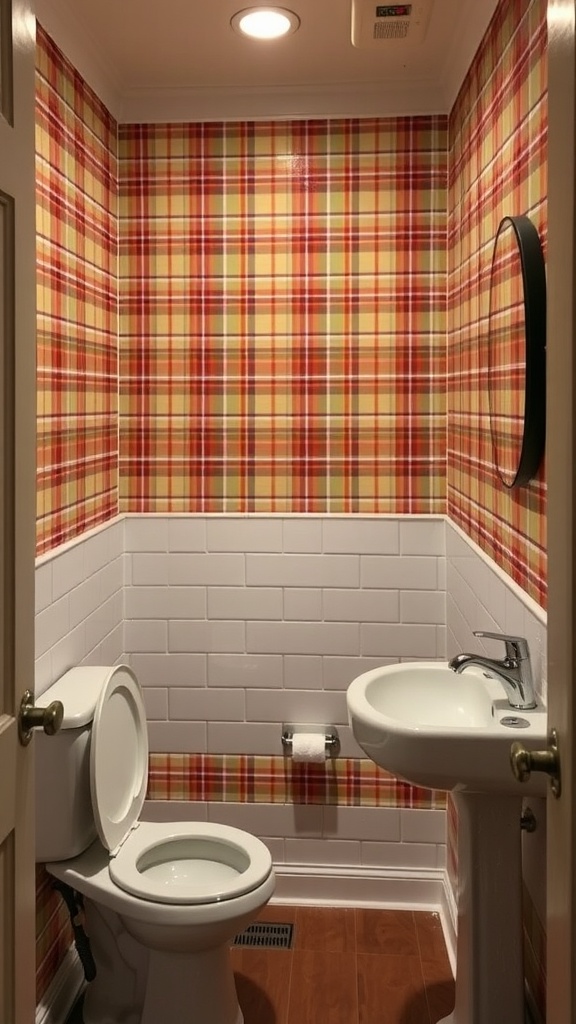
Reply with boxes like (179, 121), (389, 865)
(0, 0), (37, 1020)
(546, 1), (576, 1021)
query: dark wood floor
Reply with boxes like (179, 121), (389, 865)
(65, 905), (455, 1024)
(232, 905), (454, 1024)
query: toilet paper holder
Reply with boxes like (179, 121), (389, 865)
(281, 723), (341, 758)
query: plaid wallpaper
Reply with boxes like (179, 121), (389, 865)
(118, 118), (448, 514)
(523, 881), (546, 1021)
(36, 866), (71, 1006)
(447, 0), (547, 607)
(148, 754), (446, 810)
(36, 25), (119, 556)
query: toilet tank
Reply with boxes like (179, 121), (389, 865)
(35, 667), (111, 862)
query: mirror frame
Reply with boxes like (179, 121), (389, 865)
(487, 214), (546, 489)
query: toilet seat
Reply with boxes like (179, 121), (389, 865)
(109, 822), (273, 904)
(88, 665), (272, 907)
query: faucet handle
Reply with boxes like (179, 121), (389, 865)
(473, 631), (530, 661)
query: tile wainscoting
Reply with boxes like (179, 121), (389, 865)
(34, 513), (547, 1018)
(122, 514), (447, 757)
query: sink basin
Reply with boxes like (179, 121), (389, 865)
(346, 661), (547, 793)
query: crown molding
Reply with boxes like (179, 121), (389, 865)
(34, 0), (123, 120)
(34, 0), (497, 124)
(118, 79), (449, 124)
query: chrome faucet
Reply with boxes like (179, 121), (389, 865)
(449, 631), (537, 710)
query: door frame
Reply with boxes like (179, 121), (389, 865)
(545, 0), (576, 1021)
(0, 0), (37, 1019)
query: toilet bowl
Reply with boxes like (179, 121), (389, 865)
(110, 820), (271, 907)
(49, 824), (275, 1024)
(36, 665), (275, 1024)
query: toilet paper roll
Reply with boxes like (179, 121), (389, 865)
(291, 732), (326, 763)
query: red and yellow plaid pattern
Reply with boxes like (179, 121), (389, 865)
(446, 794), (458, 901)
(118, 118), (448, 514)
(147, 754), (446, 809)
(36, 25), (119, 555)
(35, 866), (71, 1005)
(523, 881), (546, 1021)
(447, 0), (547, 606)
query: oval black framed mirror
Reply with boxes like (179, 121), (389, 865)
(487, 215), (546, 489)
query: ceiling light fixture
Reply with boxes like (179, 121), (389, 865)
(231, 7), (300, 40)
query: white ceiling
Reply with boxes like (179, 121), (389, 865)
(35, 0), (499, 122)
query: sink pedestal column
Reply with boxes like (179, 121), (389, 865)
(439, 792), (525, 1024)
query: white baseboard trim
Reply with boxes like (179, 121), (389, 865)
(36, 946), (84, 1024)
(272, 863), (456, 969)
(438, 871), (457, 973)
(272, 863), (446, 908)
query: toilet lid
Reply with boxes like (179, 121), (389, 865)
(89, 666), (148, 854)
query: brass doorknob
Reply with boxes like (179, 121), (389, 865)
(510, 728), (561, 798)
(18, 689), (64, 746)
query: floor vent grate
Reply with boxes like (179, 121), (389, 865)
(233, 922), (293, 949)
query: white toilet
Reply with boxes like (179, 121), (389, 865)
(36, 665), (275, 1024)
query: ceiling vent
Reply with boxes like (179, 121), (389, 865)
(351, 1), (434, 48)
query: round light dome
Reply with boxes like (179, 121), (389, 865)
(231, 7), (300, 40)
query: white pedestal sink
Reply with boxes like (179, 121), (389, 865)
(347, 662), (548, 1024)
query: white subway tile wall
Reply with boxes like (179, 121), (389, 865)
(122, 516), (448, 757)
(139, 802), (447, 872)
(34, 514), (547, 878)
(35, 519), (125, 697)
(445, 521), (547, 703)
